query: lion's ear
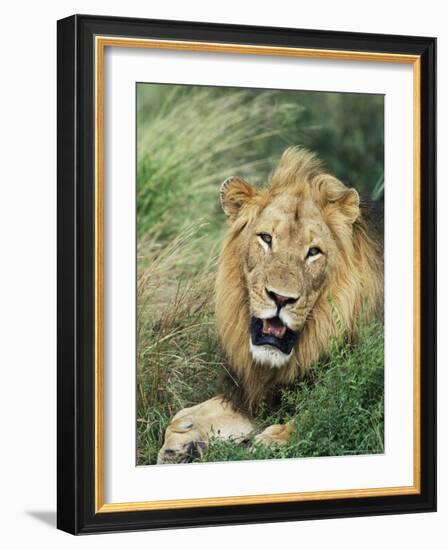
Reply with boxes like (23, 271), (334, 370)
(319, 177), (360, 224)
(220, 176), (256, 221)
(334, 188), (360, 224)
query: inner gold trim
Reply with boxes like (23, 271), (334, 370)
(97, 36), (419, 63)
(94, 35), (421, 514)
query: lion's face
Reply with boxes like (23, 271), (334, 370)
(243, 193), (335, 367)
(219, 158), (359, 369)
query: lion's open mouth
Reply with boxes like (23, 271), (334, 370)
(250, 316), (299, 355)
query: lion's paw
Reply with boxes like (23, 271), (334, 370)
(157, 415), (207, 464)
(254, 424), (294, 447)
(157, 396), (254, 464)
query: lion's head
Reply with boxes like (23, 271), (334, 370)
(215, 147), (383, 407)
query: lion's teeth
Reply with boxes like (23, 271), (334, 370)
(262, 318), (286, 338)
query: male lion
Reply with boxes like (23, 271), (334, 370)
(157, 147), (383, 464)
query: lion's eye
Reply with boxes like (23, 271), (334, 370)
(258, 233), (272, 245)
(307, 247), (322, 258)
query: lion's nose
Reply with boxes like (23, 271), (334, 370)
(266, 288), (299, 308)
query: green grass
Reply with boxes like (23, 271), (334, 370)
(136, 84), (384, 465)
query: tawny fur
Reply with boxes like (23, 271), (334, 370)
(215, 147), (383, 409)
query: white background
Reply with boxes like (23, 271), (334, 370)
(0, 1), (444, 548)
(105, 49), (414, 502)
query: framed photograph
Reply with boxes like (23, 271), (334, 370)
(57, 14), (436, 534)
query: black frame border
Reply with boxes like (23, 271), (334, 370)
(57, 14), (436, 534)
